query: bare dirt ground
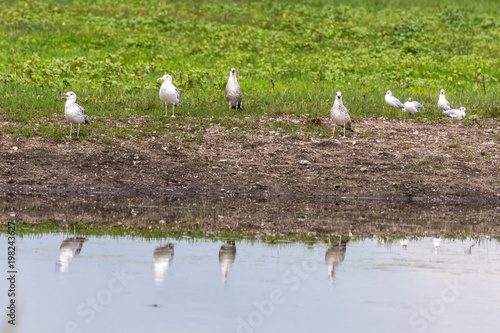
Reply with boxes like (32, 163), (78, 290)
(1, 117), (499, 202)
(1, 116), (500, 236)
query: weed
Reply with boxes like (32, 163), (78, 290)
(448, 140), (462, 150)
(481, 151), (493, 158)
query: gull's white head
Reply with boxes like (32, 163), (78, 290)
(459, 107), (467, 112)
(230, 68), (237, 76)
(158, 75), (172, 83)
(62, 91), (77, 101)
(386, 90), (392, 96)
(440, 89), (445, 96)
(336, 91), (343, 100)
(407, 97), (413, 102)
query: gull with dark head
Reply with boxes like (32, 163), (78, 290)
(437, 89), (452, 111)
(443, 107), (466, 118)
(385, 90), (405, 109)
(225, 68), (242, 110)
(330, 91), (352, 138)
(158, 74), (181, 117)
(403, 97), (425, 116)
(61, 92), (90, 138)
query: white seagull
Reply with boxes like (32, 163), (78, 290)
(437, 89), (452, 111)
(225, 68), (242, 110)
(330, 91), (352, 138)
(403, 97), (425, 116)
(158, 74), (180, 117)
(385, 90), (405, 109)
(61, 92), (90, 138)
(443, 107), (466, 118)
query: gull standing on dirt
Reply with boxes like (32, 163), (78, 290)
(385, 90), (405, 109)
(225, 68), (242, 110)
(403, 98), (425, 116)
(330, 91), (352, 138)
(158, 74), (181, 117)
(437, 89), (452, 111)
(443, 107), (466, 118)
(61, 92), (90, 138)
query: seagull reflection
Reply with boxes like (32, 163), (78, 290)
(219, 241), (236, 285)
(433, 237), (441, 254)
(325, 237), (346, 286)
(400, 238), (409, 250)
(153, 240), (174, 286)
(56, 226), (87, 273)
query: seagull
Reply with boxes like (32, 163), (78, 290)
(403, 98), (425, 116)
(385, 90), (405, 109)
(437, 89), (452, 111)
(225, 68), (242, 110)
(158, 74), (180, 117)
(61, 92), (90, 138)
(330, 91), (352, 138)
(443, 107), (466, 118)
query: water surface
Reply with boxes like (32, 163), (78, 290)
(1, 233), (499, 333)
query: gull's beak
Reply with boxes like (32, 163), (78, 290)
(61, 93), (68, 99)
(157, 78), (164, 82)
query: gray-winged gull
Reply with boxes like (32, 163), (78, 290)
(330, 91), (352, 138)
(403, 97), (425, 116)
(158, 74), (181, 117)
(437, 89), (452, 111)
(385, 90), (405, 109)
(443, 107), (466, 118)
(61, 92), (90, 138)
(225, 68), (242, 110)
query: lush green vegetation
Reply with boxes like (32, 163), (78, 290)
(0, 0), (499, 141)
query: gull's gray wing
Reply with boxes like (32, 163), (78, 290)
(175, 87), (180, 101)
(77, 103), (90, 124)
(413, 101), (425, 111)
(393, 97), (404, 108)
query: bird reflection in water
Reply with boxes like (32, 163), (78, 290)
(153, 240), (174, 286)
(325, 236), (346, 287)
(56, 225), (87, 273)
(433, 237), (441, 254)
(400, 237), (409, 250)
(219, 241), (237, 285)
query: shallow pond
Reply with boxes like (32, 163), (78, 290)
(1, 233), (499, 333)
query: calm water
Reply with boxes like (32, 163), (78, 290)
(1, 234), (499, 333)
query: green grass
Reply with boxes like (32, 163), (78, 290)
(0, 0), (499, 141)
